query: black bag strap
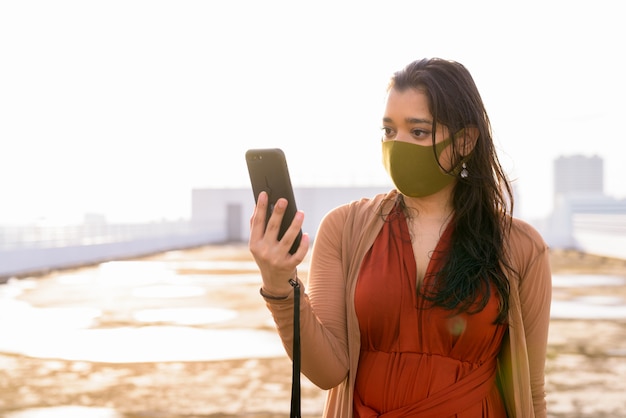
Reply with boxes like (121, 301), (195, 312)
(288, 277), (301, 418)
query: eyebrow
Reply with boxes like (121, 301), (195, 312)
(382, 117), (433, 125)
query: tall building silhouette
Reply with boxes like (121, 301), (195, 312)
(546, 154), (626, 258)
(553, 155), (604, 197)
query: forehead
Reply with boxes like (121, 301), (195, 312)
(384, 87), (431, 119)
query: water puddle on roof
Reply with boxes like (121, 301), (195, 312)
(0, 257), (283, 363)
(551, 274), (626, 319)
(5, 406), (123, 418)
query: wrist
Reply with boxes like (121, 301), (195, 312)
(259, 287), (291, 300)
(260, 270), (299, 300)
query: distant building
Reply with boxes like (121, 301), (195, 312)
(191, 186), (392, 243)
(546, 154), (626, 258)
(553, 154), (604, 198)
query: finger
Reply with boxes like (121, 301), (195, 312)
(291, 232), (310, 260)
(287, 232), (310, 266)
(264, 197), (288, 238)
(279, 209), (305, 250)
(249, 191), (268, 240)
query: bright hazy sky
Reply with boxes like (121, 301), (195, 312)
(1, 1), (624, 225)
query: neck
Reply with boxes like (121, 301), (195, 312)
(401, 186), (455, 223)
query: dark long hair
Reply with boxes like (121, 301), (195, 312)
(389, 58), (514, 323)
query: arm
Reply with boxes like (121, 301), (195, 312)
(517, 229), (552, 417)
(259, 204), (352, 389)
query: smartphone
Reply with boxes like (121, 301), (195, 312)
(245, 148), (302, 254)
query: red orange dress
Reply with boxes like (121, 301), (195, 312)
(354, 205), (508, 417)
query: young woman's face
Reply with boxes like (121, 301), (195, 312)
(382, 87), (454, 170)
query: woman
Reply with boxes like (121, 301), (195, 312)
(249, 58), (552, 417)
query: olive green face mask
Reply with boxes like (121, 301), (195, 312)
(382, 137), (456, 197)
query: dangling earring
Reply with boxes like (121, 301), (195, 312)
(460, 162), (468, 178)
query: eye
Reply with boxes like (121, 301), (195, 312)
(381, 126), (395, 140)
(411, 129), (430, 139)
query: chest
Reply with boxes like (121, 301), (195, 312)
(408, 219), (449, 284)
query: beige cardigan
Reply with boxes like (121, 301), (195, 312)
(264, 190), (551, 417)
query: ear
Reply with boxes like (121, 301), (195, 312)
(455, 126), (479, 156)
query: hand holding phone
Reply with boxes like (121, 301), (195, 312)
(246, 148), (303, 254)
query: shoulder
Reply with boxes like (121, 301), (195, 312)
(509, 217), (546, 246)
(321, 189), (397, 227)
(316, 190), (396, 244)
(506, 217), (550, 275)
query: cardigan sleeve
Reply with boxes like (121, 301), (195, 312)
(263, 204), (351, 390)
(512, 219), (552, 417)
